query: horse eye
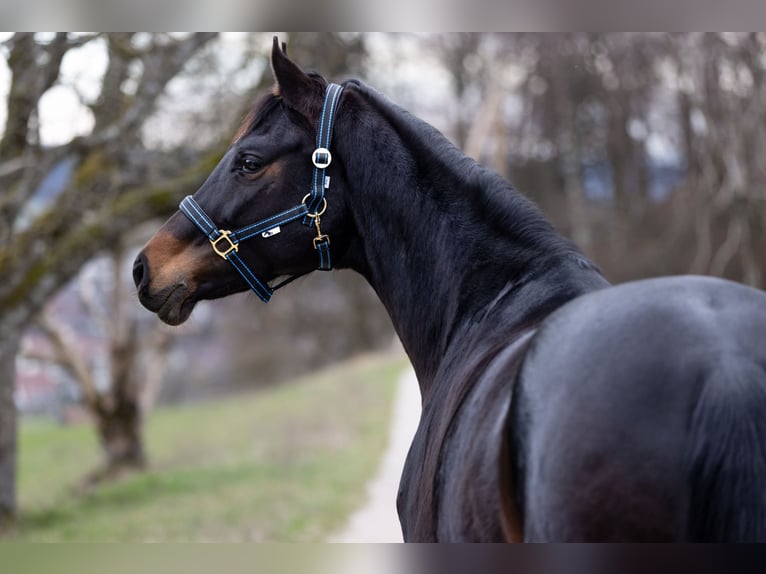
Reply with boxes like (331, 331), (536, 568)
(238, 156), (262, 174)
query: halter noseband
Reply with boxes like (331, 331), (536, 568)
(179, 83), (344, 303)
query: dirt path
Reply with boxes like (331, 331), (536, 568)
(329, 365), (421, 543)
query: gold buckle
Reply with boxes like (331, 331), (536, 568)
(313, 234), (330, 249)
(210, 230), (238, 259)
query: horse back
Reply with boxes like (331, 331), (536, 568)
(511, 275), (766, 541)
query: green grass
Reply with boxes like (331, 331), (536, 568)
(9, 353), (407, 542)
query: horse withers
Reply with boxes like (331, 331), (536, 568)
(134, 37), (766, 542)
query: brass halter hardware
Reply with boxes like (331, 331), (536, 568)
(302, 194), (330, 249)
(310, 216), (330, 249)
(210, 230), (239, 259)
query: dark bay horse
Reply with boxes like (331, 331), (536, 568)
(134, 38), (766, 542)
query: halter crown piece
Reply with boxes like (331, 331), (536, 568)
(179, 83), (344, 303)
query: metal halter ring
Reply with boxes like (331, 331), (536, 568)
(301, 194), (328, 218)
(312, 147), (332, 169)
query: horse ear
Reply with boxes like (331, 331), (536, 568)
(271, 36), (314, 114)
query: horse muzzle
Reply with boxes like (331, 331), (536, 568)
(133, 251), (196, 326)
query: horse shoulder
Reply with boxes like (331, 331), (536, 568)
(397, 326), (536, 541)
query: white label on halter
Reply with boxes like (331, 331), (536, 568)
(325, 176), (331, 189)
(262, 226), (281, 238)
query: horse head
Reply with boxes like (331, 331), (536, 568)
(134, 37), (354, 325)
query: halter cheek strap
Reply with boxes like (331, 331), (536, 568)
(304, 82), (343, 229)
(178, 83), (344, 303)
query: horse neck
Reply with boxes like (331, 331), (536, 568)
(334, 90), (608, 397)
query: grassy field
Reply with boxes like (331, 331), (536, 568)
(8, 353), (407, 542)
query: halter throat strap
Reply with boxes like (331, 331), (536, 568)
(178, 83), (344, 303)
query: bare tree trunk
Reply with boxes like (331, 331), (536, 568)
(90, 400), (146, 482)
(0, 331), (20, 528)
(32, 334), (153, 487)
(689, 195), (714, 275)
(464, 81), (505, 162)
(34, 291), (152, 485)
(551, 51), (592, 249)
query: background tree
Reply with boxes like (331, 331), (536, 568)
(0, 32), (221, 526)
(433, 33), (766, 287)
(671, 33), (766, 286)
(0, 32), (384, 527)
(24, 244), (176, 484)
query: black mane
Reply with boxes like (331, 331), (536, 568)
(341, 78), (593, 273)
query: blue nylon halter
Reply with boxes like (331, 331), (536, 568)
(179, 83), (344, 303)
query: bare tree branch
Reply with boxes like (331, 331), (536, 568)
(91, 34), (136, 132)
(709, 217), (744, 277)
(139, 327), (174, 414)
(0, 157), (33, 179)
(33, 315), (101, 411)
(0, 143), (227, 328)
(464, 81), (505, 165)
(689, 197), (713, 275)
(82, 33), (219, 149)
(0, 33), (39, 159)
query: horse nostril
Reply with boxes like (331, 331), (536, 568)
(133, 253), (148, 291)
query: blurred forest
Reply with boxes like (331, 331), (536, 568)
(1, 32), (765, 524)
